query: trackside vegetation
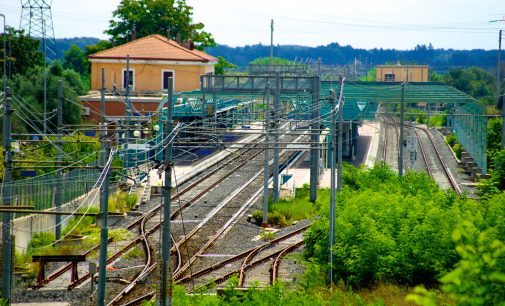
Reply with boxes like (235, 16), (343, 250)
(163, 162), (505, 305)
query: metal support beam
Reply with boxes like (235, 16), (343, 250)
(97, 142), (110, 306)
(125, 55), (131, 168)
(398, 83), (405, 176)
(160, 77), (173, 306)
(262, 84), (271, 226)
(272, 74), (280, 203)
(97, 68), (109, 306)
(55, 80), (63, 240)
(309, 77), (320, 202)
(1, 88), (12, 303)
(498, 30), (504, 150)
(328, 89), (336, 284)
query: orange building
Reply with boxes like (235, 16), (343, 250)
(88, 34), (217, 93)
(81, 34), (216, 123)
(376, 64), (429, 82)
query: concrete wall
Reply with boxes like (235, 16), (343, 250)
(0, 190), (100, 253)
(90, 62), (214, 92)
(376, 65), (429, 82)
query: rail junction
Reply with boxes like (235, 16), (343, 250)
(1, 69), (488, 305)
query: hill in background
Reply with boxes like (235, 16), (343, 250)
(56, 38), (497, 74)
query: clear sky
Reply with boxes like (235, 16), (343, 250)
(1, 0), (504, 50)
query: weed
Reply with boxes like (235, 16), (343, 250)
(124, 246), (142, 259)
(259, 228), (276, 241)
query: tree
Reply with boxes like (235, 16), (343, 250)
(250, 57), (296, 65)
(105, 0), (215, 50)
(0, 26), (43, 78)
(63, 44), (88, 74)
(9, 61), (85, 133)
(85, 40), (113, 57)
(445, 67), (496, 105)
(214, 56), (237, 75)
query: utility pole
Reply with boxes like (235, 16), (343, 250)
(125, 54), (131, 168)
(43, 19), (47, 135)
(97, 68), (109, 306)
(498, 30), (505, 150)
(262, 83), (271, 226)
(1, 14), (6, 93)
(337, 79), (345, 193)
(160, 77), (173, 306)
(270, 19), (274, 65)
(272, 74), (280, 203)
(309, 76), (320, 202)
(317, 58), (322, 180)
(2, 87), (13, 303)
(328, 89), (336, 284)
(55, 80), (63, 240)
(398, 83), (405, 176)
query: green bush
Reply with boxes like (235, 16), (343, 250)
(429, 115), (446, 127)
(441, 223), (505, 305)
(445, 134), (457, 147)
(452, 143), (462, 160)
(125, 192), (138, 209)
(304, 162), (483, 288)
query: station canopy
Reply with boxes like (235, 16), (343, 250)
(161, 79), (488, 173)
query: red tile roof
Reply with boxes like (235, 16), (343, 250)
(88, 34), (217, 63)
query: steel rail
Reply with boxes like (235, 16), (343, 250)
(190, 240), (304, 293)
(415, 126), (462, 194)
(176, 224), (309, 284)
(270, 241), (304, 285)
(34, 144), (260, 289)
(67, 147), (263, 290)
(172, 133), (306, 280)
(107, 202), (154, 306)
(414, 128), (432, 175)
(118, 291), (156, 306)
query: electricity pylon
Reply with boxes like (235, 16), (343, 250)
(19, 0), (57, 59)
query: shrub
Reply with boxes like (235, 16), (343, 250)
(445, 134), (457, 147)
(441, 223), (505, 305)
(304, 163), (483, 288)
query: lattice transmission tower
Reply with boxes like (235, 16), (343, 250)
(19, 0), (57, 59)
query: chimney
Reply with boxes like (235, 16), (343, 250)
(131, 28), (137, 41)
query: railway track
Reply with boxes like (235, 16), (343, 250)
(379, 115), (461, 194)
(37, 126), (309, 304)
(33, 142), (262, 290)
(172, 132), (306, 280)
(414, 126), (462, 194)
(175, 224), (308, 290)
(113, 130), (306, 303)
(380, 115), (399, 168)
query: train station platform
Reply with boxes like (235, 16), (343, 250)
(284, 120), (379, 189)
(145, 120), (380, 191)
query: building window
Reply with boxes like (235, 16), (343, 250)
(122, 69), (135, 89)
(384, 73), (395, 82)
(162, 70), (174, 90)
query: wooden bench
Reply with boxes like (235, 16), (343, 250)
(32, 254), (86, 284)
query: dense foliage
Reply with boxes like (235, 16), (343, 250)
(304, 163), (485, 288)
(0, 27), (43, 78)
(8, 61), (86, 132)
(444, 67), (497, 105)
(63, 45), (89, 75)
(105, 0), (215, 49)
(207, 43), (500, 73)
(214, 56), (238, 75)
